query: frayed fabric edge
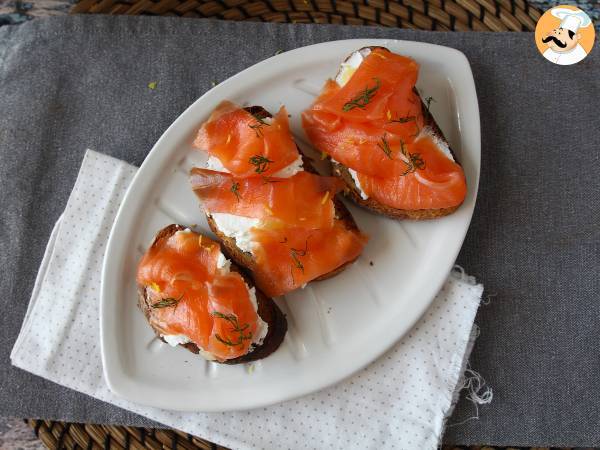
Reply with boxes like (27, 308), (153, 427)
(437, 266), (492, 447)
(451, 264), (478, 286)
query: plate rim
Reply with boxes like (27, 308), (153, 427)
(100, 38), (481, 412)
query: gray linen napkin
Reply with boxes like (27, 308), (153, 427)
(0, 15), (599, 447)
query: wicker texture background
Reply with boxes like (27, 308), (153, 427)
(70, 0), (542, 31)
(28, 419), (595, 450)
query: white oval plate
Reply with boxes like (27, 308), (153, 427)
(101, 39), (480, 412)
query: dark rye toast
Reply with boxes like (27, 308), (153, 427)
(329, 46), (464, 221)
(137, 224), (287, 365)
(205, 105), (362, 283)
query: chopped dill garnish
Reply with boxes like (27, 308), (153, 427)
(399, 140), (426, 176)
(212, 312), (253, 346)
(423, 96), (436, 120)
(151, 294), (182, 309)
(342, 78), (380, 112)
(388, 114), (416, 124)
(248, 113), (270, 138)
(230, 181), (241, 201)
(290, 238), (310, 273)
(377, 134), (393, 159)
(249, 155), (274, 174)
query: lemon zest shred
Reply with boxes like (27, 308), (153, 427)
(320, 191), (330, 205)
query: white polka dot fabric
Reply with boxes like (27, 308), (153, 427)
(11, 150), (483, 450)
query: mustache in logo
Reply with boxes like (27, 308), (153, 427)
(542, 35), (567, 48)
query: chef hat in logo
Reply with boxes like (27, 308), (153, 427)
(551, 7), (592, 33)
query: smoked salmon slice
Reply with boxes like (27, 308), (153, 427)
(250, 223), (367, 297)
(190, 169), (344, 229)
(302, 47), (467, 212)
(137, 227), (261, 361)
(313, 49), (421, 124)
(356, 135), (467, 210)
(194, 101), (299, 178)
(190, 168), (368, 297)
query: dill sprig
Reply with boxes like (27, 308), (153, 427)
(151, 294), (183, 309)
(377, 134), (393, 159)
(425, 96), (435, 112)
(290, 238), (310, 273)
(399, 140), (426, 176)
(249, 155), (274, 174)
(212, 311), (253, 347)
(388, 114), (416, 124)
(342, 78), (380, 112)
(291, 249), (305, 272)
(248, 113), (270, 138)
(423, 96), (436, 121)
(230, 181), (241, 201)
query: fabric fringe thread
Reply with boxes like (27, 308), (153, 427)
(443, 267), (493, 432)
(451, 265), (478, 286)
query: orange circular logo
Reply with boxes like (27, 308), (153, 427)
(535, 5), (595, 65)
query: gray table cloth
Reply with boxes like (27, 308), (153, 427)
(0, 15), (598, 447)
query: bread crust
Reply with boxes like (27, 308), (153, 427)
(329, 46), (464, 220)
(137, 224), (287, 364)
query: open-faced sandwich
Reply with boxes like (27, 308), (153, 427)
(191, 101), (368, 297)
(302, 47), (467, 220)
(137, 224), (287, 363)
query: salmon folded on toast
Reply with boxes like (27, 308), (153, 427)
(191, 101), (368, 297)
(302, 47), (467, 220)
(137, 224), (287, 363)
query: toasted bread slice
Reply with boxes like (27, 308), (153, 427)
(328, 47), (464, 220)
(204, 106), (362, 284)
(137, 224), (287, 364)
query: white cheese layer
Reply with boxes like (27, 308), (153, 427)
(335, 47), (372, 86)
(331, 157), (369, 200)
(348, 168), (369, 200)
(205, 155), (228, 172)
(216, 252), (231, 271)
(271, 155), (304, 178)
(205, 154), (304, 178)
(162, 334), (191, 347)
(210, 213), (260, 254)
(335, 50), (371, 200)
(247, 286), (269, 346)
(160, 241), (268, 358)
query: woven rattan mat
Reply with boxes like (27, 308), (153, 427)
(28, 418), (583, 450)
(24, 1), (547, 449)
(70, 0), (542, 31)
